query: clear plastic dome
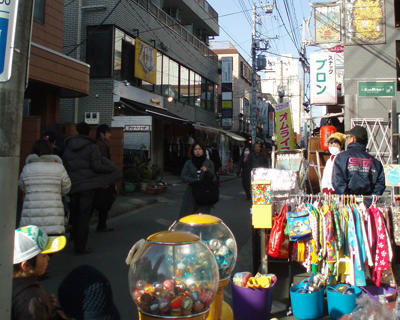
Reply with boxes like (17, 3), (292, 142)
(170, 214), (237, 281)
(128, 231), (219, 317)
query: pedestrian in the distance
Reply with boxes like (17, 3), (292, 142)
(332, 126), (385, 205)
(209, 142), (222, 186)
(248, 142), (268, 169)
(62, 122), (122, 255)
(237, 147), (252, 200)
(179, 141), (215, 218)
(93, 124), (116, 232)
(19, 138), (71, 236)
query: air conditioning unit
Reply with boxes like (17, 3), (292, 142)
(84, 112), (100, 125)
(169, 8), (181, 22)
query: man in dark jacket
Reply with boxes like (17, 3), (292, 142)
(248, 142), (268, 169)
(63, 122), (122, 255)
(332, 126), (385, 203)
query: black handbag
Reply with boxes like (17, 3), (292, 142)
(191, 180), (219, 206)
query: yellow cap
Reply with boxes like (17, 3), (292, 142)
(328, 132), (346, 146)
(179, 214), (221, 226)
(147, 230), (199, 244)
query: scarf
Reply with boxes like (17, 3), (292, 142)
(192, 155), (206, 169)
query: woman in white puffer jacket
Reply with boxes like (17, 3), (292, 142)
(19, 139), (71, 235)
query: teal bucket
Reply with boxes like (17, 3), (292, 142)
(290, 280), (324, 319)
(327, 285), (361, 319)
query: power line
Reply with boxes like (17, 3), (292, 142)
(65, 0), (77, 7)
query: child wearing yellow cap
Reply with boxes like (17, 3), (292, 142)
(12, 225), (66, 320)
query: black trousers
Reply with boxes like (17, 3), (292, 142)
(93, 185), (115, 229)
(70, 190), (95, 253)
(242, 176), (251, 199)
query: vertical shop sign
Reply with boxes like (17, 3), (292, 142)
(275, 102), (295, 151)
(310, 52), (337, 105)
(134, 39), (157, 85)
(268, 112), (274, 137)
(314, 3), (341, 44)
(221, 57), (233, 128)
(0, 0), (19, 82)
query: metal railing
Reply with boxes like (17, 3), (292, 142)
(135, 0), (218, 64)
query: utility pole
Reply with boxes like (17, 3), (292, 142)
(0, 0), (34, 318)
(301, 19), (308, 148)
(251, 2), (257, 146)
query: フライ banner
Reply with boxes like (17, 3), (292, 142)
(275, 102), (295, 150)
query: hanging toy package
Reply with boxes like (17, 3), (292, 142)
(348, 294), (394, 320)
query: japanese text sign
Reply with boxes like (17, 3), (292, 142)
(274, 102), (295, 151)
(134, 39), (157, 85)
(310, 52), (337, 105)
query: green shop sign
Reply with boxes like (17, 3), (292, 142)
(358, 81), (395, 97)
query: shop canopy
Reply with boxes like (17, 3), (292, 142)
(120, 98), (191, 126)
(193, 124), (246, 142)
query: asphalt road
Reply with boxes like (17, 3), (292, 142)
(41, 178), (253, 319)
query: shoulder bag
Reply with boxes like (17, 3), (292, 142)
(191, 180), (219, 206)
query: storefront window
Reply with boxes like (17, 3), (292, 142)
(180, 66), (189, 103)
(114, 29), (123, 79)
(162, 56), (170, 97)
(189, 70), (195, 106)
(207, 82), (215, 112)
(120, 39), (136, 84)
(194, 73), (201, 107)
(155, 52), (163, 94)
(201, 77), (207, 109)
(170, 60), (179, 100)
(141, 80), (154, 92)
(86, 25), (113, 78)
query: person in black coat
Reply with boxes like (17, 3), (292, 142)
(93, 124), (116, 233)
(63, 122), (122, 255)
(209, 143), (222, 186)
(247, 142), (268, 169)
(237, 147), (252, 200)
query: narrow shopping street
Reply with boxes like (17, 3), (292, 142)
(41, 178), (253, 320)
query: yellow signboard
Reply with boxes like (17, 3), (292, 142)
(275, 102), (295, 151)
(134, 39), (157, 85)
(222, 101), (232, 109)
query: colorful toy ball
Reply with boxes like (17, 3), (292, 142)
(170, 307), (182, 316)
(181, 297), (194, 310)
(132, 289), (144, 302)
(162, 289), (175, 301)
(163, 279), (174, 291)
(190, 290), (201, 301)
(153, 282), (163, 293)
(140, 293), (153, 306)
(170, 297), (182, 309)
(149, 301), (159, 314)
(182, 309), (192, 315)
(159, 299), (170, 313)
(200, 291), (213, 305)
(136, 280), (147, 290)
(193, 301), (205, 313)
(144, 284), (155, 293)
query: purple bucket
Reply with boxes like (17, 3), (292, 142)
(360, 286), (397, 303)
(230, 278), (276, 320)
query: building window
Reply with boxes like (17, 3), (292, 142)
(114, 29), (124, 80)
(180, 66), (189, 103)
(155, 52), (163, 94)
(86, 25), (113, 78)
(396, 0), (400, 27)
(34, 0), (45, 23)
(194, 73), (201, 107)
(207, 82), (215, 112)
(189, 70), (195, 106)
(201, 77), (207, 109)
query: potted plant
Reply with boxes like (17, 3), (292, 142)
(123, 168), (141, 193)
(158, 182), (168, 193)
(145, 185), (161, 195)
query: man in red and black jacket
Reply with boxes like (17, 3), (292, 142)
(332, 126), (385, 204)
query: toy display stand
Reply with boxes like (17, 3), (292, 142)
(170, 214), (237, 320)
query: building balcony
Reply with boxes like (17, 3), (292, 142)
(137, 0), (219, 63)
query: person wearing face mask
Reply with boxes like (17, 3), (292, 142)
(237, 147), (252, 200)
(179, 141), (215, 218)
(321, 132), (346, 194)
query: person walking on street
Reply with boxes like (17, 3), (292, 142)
(332, 126), (385, 204)
(321, 132), (346, 194)
(63, 122), (122, 255)
(248, 142), (268, 169)
(209, 142), (222, 186)
(19, 139), (71, 236)
(179, 141), (215, 218)
(237, 147), (252, 200)
(93, 124), (116, 232)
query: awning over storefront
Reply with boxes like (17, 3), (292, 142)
(193, 124), (246, 142)
(120, 98), (191, 126)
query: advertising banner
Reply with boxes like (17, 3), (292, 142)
(314, 3), (341, 44)
(221, 57), (233, 83)
(275, 102), (295, 151)
(134, 39), (157, 85)
(221, 57), (233, 128)
(310, 52), (337, 105)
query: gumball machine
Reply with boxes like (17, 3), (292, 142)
(128, 231), (219, 320)
(170, 214), (237, 320)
